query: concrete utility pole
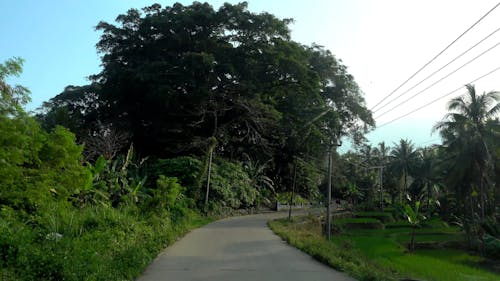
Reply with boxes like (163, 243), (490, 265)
(378, 166), (384, 210)
(288, 161), (297, 221)
(205, 149), (213, 207)
(326, 145), (332, 240)
(325, 136), (342, 240)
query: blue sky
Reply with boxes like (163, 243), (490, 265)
(2, 0), (499, 151)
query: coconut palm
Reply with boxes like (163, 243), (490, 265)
(374, 141), (390, 164)
(433, 84), (499, 221)
(410, 146), (442, 217)
(390, 139), (419, 203)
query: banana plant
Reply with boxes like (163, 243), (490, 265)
(404, 200), (426, 253)
(72, 156), (109, 208)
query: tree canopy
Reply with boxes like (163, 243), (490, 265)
(40, 1), (374, 193)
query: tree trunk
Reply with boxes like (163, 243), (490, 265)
(404, 170), (407, 202)
(410, 227), (416, 253)
(479, 166), (485, 221)
(465, 190), (476, 247)
(427, 182), (432, 218)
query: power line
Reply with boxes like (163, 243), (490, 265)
(375, 40), (500, 119)
(370, 1), (500, 111)
(373, 26), (500, 114)
(418, 138), (441, 145)
(376, 65), (500, 128)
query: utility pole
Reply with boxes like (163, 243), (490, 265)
(325, 135), (342, 240)
(326, 145), (332, 240)
(288, 160), (297, 221)
(204, 149), (213, 207)
(378, 166), (384, 210)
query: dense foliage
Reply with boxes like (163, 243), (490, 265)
(39, 2), (374, 198)
(2, 2), (375, 279)
(9, 1), (499, 280)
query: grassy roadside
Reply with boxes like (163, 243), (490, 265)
(268, 216), (398, 280)
(0, 205), (212, 281)
(269, 216), (500, 281)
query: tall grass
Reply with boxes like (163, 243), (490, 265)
(0, 204), (211, 280)
(268, 217), (397, 281)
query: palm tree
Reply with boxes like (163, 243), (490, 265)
(374, 142), (390, 164)
(359, 144), (375, 166)
(411, 146), (441, 218)
(433, 85), (499, 248)
(433, 84), (499, 221)
(390, 139), (419, 203)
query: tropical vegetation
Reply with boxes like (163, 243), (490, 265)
(1, 1), (499, 280)
(1, 2), (374, 280)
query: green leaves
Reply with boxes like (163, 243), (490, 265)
(433, 84), (500, 242)
(34, 2), (375, 207)
(152, 176), (181, 210)
(403, 201), (426, 226)
(0, 57), (31, 116)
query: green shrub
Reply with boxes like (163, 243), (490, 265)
(0, 204), (209, 280)
(209, 160), (257, 209)
(484, 234), (500, 259)
(481, 217), (500, 238)
(148, 175), (182, 211)
(0, 119), (90, 213)
(149, 157), (258, 211)
(150, 156), (202, 190)
(294, 158), (322, 200)
(276, 192), (310, 205)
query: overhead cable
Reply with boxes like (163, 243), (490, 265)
(370, 2), (500, 111)
(373, 26), (500, 113)
(375, 40), (500, 119)
(376, 66), (500, 128)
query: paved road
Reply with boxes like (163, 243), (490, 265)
(137, 212), (354, 281)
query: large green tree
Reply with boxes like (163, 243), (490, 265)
(40, 2), (374, 196)
(38, 83), (103, 138)
(0, 58), (89, 213)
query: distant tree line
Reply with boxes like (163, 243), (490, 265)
(335, 84), (500, 254)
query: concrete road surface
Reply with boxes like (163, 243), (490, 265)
(137, 212), (355, 281)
